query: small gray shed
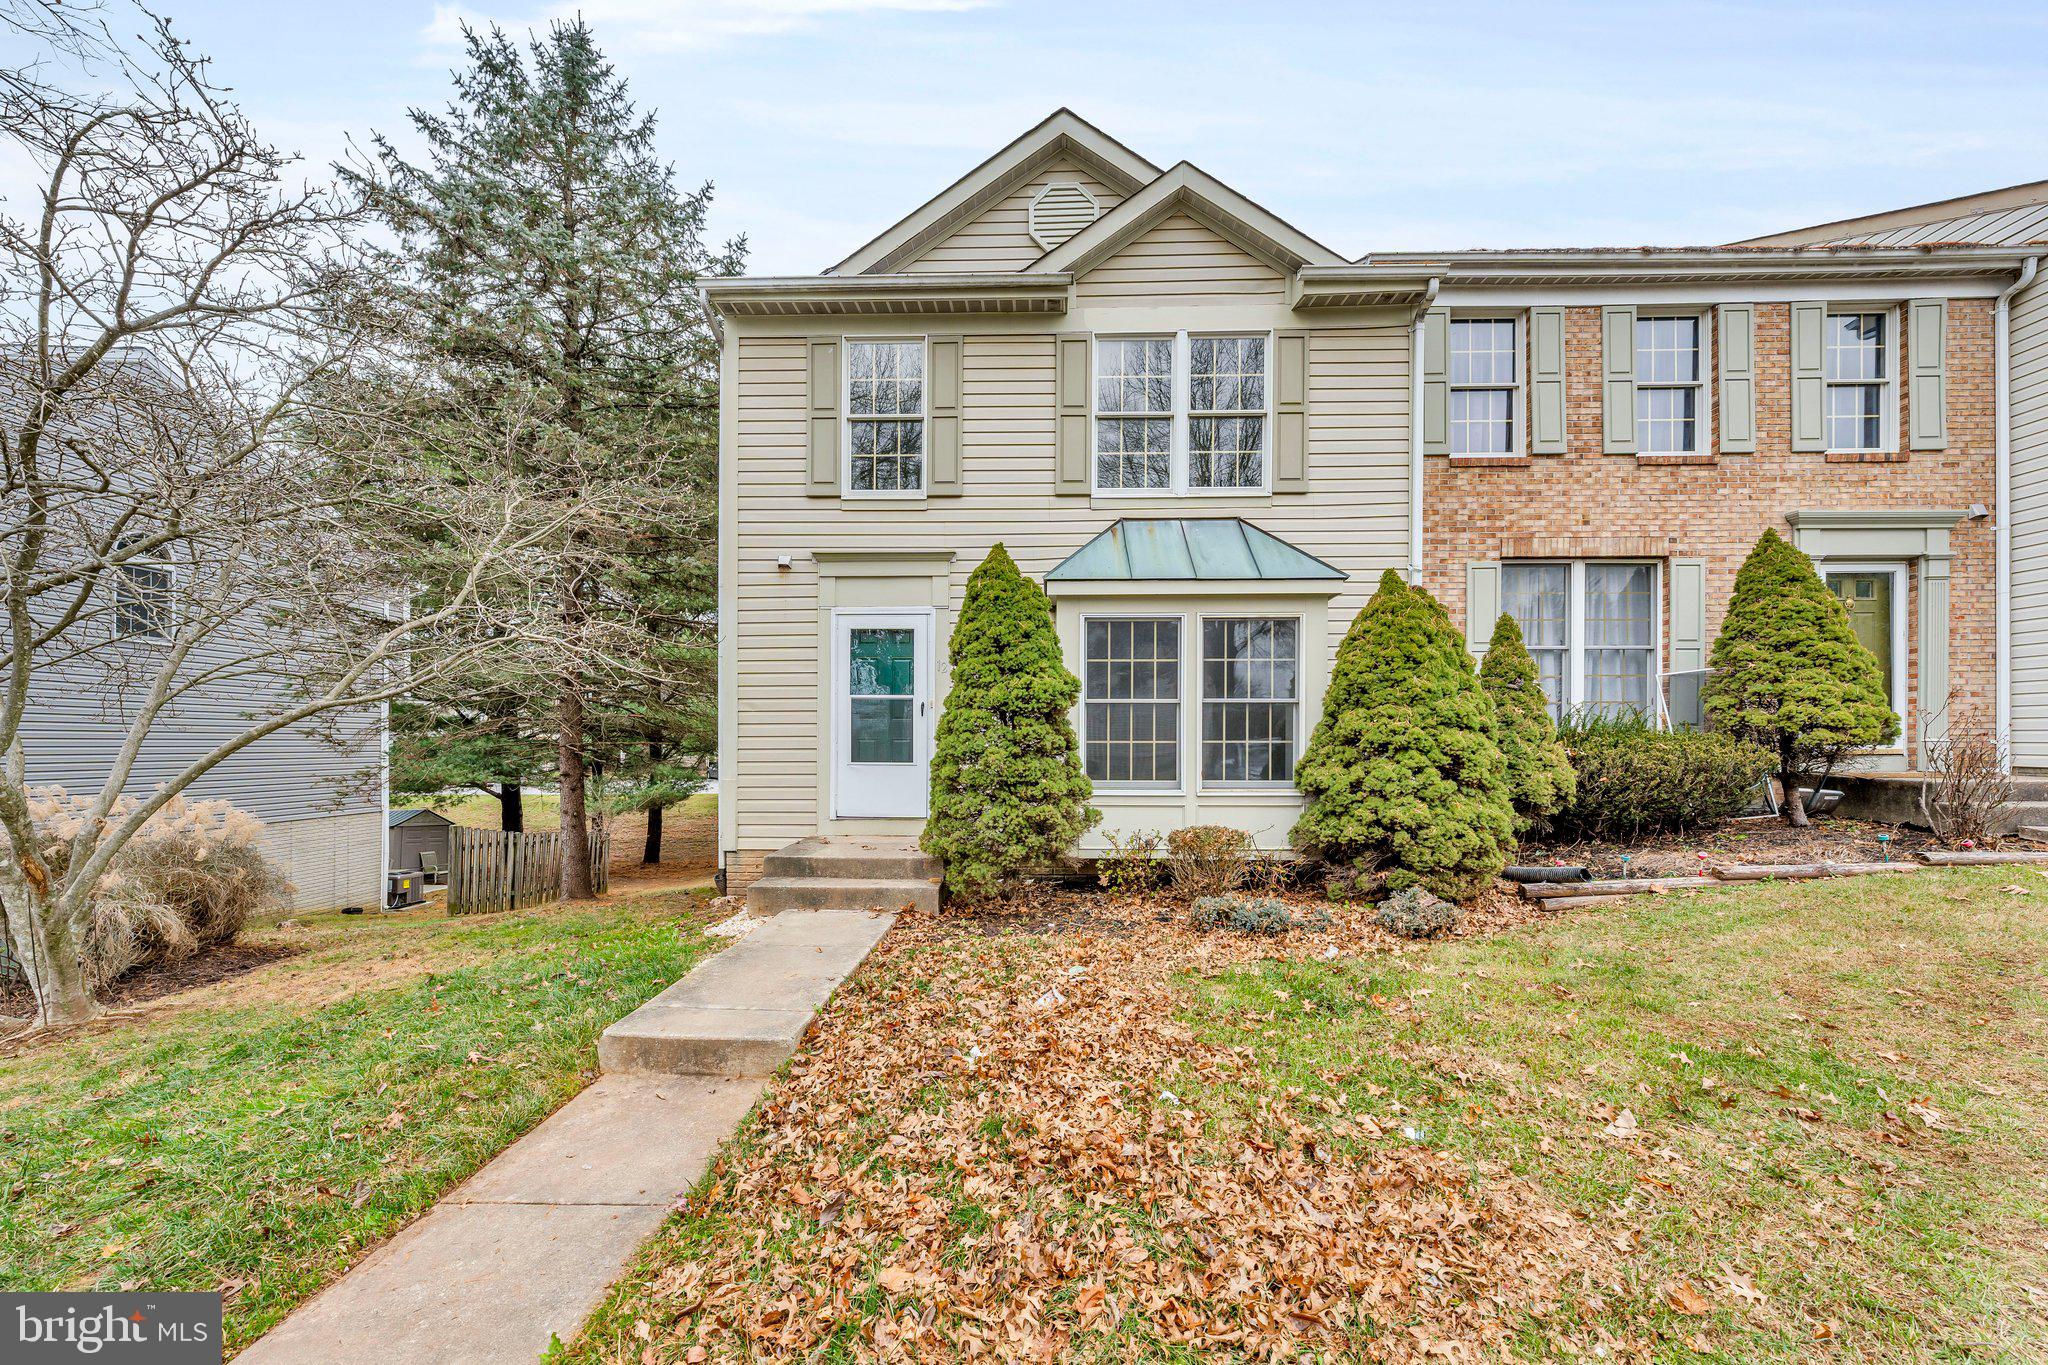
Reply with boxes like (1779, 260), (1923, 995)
(387, 808), (455, 881)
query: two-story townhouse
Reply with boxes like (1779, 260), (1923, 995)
(705, 111), (2038, 893)
(1739, 182), (2047, 778)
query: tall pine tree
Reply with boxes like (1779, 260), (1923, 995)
(346, 21), (740, 895)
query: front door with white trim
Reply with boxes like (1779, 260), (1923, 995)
(832, 610), (931, 818)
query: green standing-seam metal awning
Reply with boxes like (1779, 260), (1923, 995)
(1044, 518), (1346, 583)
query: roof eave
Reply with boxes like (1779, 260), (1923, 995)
(703, 273), (1073, 318)
(1349, 246), (2035, 287)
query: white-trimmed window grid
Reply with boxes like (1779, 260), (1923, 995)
(1448, 316), (1520, 456)
(1501, 561), (1658, 723)
(1823, 311), (1890, 453)
(846, 339), (926, 495)
(1200, 617), (1299, 784)
(1635, 314), (1705, 455)
(1082, 616), (1182, 786)
(1093, 332), (1269, 494)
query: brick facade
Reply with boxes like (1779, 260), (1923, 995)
(1421, 298), (1996, 762)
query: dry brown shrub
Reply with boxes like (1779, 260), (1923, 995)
(1919, 733), (2014, 847)
(1164, 824), (1251, 899)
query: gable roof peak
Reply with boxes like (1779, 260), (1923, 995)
(1031, 159), (1345, 275)
(829, 109), (1161, 276)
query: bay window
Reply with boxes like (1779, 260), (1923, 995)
(1083, 616), (1181, 785)
(1093, 332), (1269, 494)
(1501, 561), (1658, 722)
(1200, 617), (1298, 783)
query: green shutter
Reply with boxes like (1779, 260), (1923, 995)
(926, 335), (963, 496)
(1421, 307), (1449, 456)
(1054, 332), (1091, 495)
(1717, 304), (1756, 454)
(1789, 301), (1826, 452)
(1667, 558), (1708, 729)
(1465, 561), (1501, 660)
(1529, 306), (1566, 455)
(1273, 330), (1309, 492)
(806, 338), (840, 496)
(1601, 305), (1637, 454)
(1908, 298), (1947, 451)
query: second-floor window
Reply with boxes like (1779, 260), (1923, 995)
(1824, 312), (1889, 452)
(1635, 314), (1703, 455)
(1448, 317), (1519, 456)
(847, 339), (925, 494)
(112, 538), (174, 641)
(1094, 332), (1268, 494)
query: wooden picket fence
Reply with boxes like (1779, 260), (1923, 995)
(448, 825), (611, 914)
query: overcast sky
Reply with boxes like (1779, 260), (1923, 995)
(40, 0), (2048, 275)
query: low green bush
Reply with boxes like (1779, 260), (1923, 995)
(1551, 715), (1774, 842)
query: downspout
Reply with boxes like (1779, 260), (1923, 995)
(1996, 256), (2039, 772)
(1408, 277), (1441, 584)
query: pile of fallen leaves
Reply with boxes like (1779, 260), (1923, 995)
(613, 900), (1604, 1361)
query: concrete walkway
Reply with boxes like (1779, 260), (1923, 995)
(238, 908), (895, 1364)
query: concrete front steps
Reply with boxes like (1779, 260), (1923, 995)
(744, 836), (941, 917)
(599, 906), (895, 1077)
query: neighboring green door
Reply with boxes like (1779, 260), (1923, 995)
(1826, 571), (1894, 703)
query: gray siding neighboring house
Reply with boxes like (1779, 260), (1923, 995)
(19, 666), (387, 912)
(1740, 182), (2048, 773)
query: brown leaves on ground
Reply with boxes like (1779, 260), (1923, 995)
(615, 898), (1602, 1362)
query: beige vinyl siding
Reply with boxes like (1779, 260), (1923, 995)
(2012, 275), (2048, 770)
(258, 808), (384, 911)
(727, 318), (1410, 856)
(1074, 213), (1288, 301)
(901, 159), (1123, 274)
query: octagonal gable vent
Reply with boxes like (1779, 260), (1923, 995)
(1028, 181), (1100, 252)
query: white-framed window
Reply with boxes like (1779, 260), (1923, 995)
(112, 538), (174, 641)
(1200, 616), (1299, 785)
(1635, 313), (1708, 455)
(1093, 338), (1174, 492)
(1092, 331), (1270, 495)
(1501, 560), (1659, 722)
(1188, 336), (1267, 490)
(845, 338), (926, 495)
(1823, 310), (1893, 453)
(1082, 615), (1182, 787)
(1448, 316), (1521, 456)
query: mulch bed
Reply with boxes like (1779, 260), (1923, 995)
(0, 941), (300, 1022)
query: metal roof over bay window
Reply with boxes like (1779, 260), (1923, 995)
(1045, 518), (1345, 584)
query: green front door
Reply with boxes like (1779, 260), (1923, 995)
(1826, 571), (1894, 703)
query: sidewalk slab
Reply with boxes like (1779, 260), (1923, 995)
(599, 909), (893, 1077)
(237, 1076), (761, 1365)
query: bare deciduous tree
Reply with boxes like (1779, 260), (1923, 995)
(0, 3), (570, 1028)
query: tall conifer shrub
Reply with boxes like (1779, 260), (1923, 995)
(1291, 571), (1515, 900)
(1703, 529), (1898, 825)
(922, 545), (1097, 899)
(1480, 613), (1576, 836)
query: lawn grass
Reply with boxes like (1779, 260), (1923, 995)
(427, 790), (716, 831)
(0, 888), (721, 1353)
(1191, 866), (2048, 1358)
(569, 868), (2048, 1362)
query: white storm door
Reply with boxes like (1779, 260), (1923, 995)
(832, 610), (931, 818)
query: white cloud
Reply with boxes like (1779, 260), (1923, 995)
(422, 0), (995, 54)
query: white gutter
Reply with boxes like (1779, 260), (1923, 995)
(1407, 277), (1441, 584)
(1996, 255), (2040, 771)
